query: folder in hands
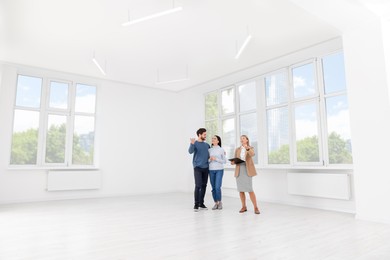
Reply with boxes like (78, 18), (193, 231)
(228, 158), (245, 164)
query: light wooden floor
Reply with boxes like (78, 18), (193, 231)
(1, 193), (390, 260)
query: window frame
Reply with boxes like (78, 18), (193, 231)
(204, 90), (220, 144)
(220, 85), (236, 117)
(9, 73), (98, 169)
(318, 50), (351, 168)
(221, 86), (237, 161)
(291, 98), (323, 166)
(236, 78), (259, 164)
(42, 78), (72, 166)
(262, 68), (290, 167)
(204, 49), (353, 170)
(290, 59), (319, 102)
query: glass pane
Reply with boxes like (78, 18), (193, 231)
(45, 115), (67, 163)
(294, 103), (320, 162)
(293, 63), (316, 99)
(267, 107), (290, 164)
(75, 84), (96, 113)
(240, 113), (258, 164)
(10, 110), (39, 165)
(265, 72), (288, 106)
(221, 88), (235, 115)
(238, 81), (256, 112)
(205, 92), (218, 120)
(15, 75), (42, 108)
(205, 120), (218, 144)
(222, 118), (235, 159)
(49, 81), (69, 109)
(322, 52), (347, 94)
(326, 95), (353, 164)
(72, 116), (95, 165)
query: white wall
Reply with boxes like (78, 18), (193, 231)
(176, 38), (356, 213)
(343, 18), (390, 224)
(0, 63), (182, 204)
(0, 64), (3, 91)
(382, 19), (390, 105)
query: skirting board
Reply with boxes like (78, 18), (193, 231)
(47, 170), (101, 191)
(287, 172), (350, 200)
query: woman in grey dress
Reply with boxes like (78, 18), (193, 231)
(231, 135), (260, 214)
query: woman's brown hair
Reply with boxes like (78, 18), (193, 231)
(241, 135), (250, 146)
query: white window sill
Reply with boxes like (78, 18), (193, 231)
(225, 165), (353, 171)
(7, 166), (99, 171)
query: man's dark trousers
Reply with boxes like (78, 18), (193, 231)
(194, 167), (209, 206)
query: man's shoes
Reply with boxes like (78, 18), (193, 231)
(217, 202), (223, 210)
(194, 205), (199, 212)
(199, 204), (208, 210)
(212, 203), (218, 210)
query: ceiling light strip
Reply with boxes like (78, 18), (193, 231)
(92, 58), (106, 76)
(122, 6), (183, 26)
(235, 34), (252, 59)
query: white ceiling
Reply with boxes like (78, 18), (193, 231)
(0, 0), (379, 92)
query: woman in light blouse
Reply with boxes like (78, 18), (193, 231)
(208, 135), (226, 210)
(231, 135), (260, 214)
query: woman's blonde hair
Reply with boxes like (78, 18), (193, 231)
(241, 135), (250, 146)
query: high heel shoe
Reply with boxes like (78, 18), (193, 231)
(239, 207), (247, 213)
(254, 208), (260, 214)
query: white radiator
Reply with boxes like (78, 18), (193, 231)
(47, 170), (101, 191)
(287, 172), (350, 200)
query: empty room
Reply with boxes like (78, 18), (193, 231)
(1, 0), (390, 259)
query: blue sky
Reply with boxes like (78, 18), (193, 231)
(14, 76), (96, 133)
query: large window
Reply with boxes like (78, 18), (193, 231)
(205, 91), (218, 144)
(205, 83), (258, 162)
(221, 87), (236, 159)
(204, 51), (353, 168)
(222, 117), (235, 159)
(292, 63), (317, 99)
(238, 81), (258, 164)
(291, 62), (321, 165)
(11, 75), (42, 165)
(11, 75), (97, 167)
(294, 102), (320, 164)
(322, 52), (352, 164)
(265, 71), (289, 164)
